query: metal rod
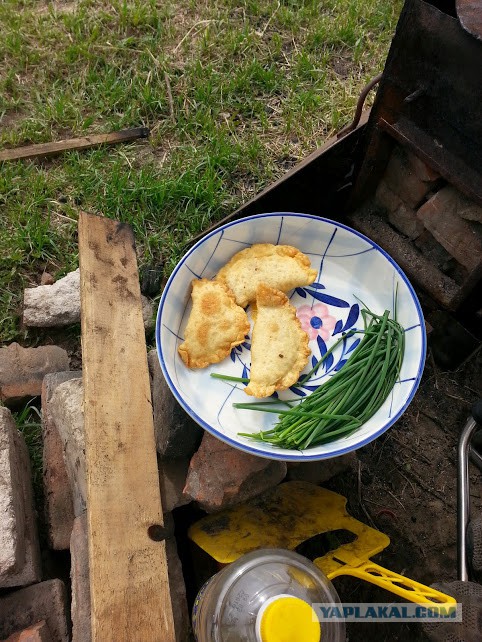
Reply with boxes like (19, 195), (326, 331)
(458, 416), (478, 581)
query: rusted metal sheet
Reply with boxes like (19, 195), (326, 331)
(350, 0), (482, 209)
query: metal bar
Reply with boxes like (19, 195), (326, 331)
(458, 416), (478, 581)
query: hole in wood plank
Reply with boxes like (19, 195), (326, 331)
(148, 524), (169, 542)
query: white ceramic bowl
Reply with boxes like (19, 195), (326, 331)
(156, 213), (426, 461)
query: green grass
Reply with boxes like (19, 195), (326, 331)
(0, 0), (402, 342)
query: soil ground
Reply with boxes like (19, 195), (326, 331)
(326, 347), (482, 641)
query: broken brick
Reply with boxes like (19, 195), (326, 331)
(42, 372), (79, 550)
(184, 432), (287, 513)
(417, 188), (482, 273)
(0, 344), (69, 406)
(3, 620), (52, 642)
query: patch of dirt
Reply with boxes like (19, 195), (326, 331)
(326, 348), (482, 641)
(33, 1), (77, 16)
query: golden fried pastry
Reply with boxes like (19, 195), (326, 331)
(178, 279), (250, 369)
(244, 284), (310, 398)
(216, 243), (317, 308)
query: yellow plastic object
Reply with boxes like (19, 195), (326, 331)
(259, 596), (321, 642)
(189, 481), (456, 607)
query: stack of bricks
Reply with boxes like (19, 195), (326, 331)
(374, 144), (482, 306)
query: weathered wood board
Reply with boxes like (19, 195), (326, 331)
(78, 212), (175, 642)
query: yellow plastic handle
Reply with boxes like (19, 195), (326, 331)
(328, 561), (457, 606)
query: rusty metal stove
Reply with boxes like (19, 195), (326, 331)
(197, 0), (482, 355)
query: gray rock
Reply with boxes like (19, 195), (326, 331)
(49, 378), (86, 516)
(23, 269), (81, 327)
(0, 407), (41, 589)
(147, 350), (202, 459)
(0, 579), (69, 642)
(23, 269), (157, 331)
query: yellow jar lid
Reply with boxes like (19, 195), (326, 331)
(258, 595), (321, 642)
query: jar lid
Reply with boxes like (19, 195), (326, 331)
(256, 594), (321, 642)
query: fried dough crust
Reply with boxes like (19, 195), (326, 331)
(178, 279), (250, 369)
(216, 243), (317, 308)
(244, 284), (310, 398)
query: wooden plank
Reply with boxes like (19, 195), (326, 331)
(0, 127), (149, 162)
(78, 212), (175, 642)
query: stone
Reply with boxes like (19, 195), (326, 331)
(417, 188), (482, 273)
(141, 295), (155, 332)
(68, 512), (190, 642)
(0, 407), (41, 589)
(40, 272), (55, 286)
(48, 378), (86, 516)
(0, 344), (69, 406)
(3, 621), (52, 642)
(0, 579), (69, 642)
(383, 145), (438, 209)
(23, 269), (81, 328)
(147, 350), (202, 459)
(166, 537), (191, 642)
(70, 513), (91, 642)
(286, 452), (357, 484)
(159, 459), (191, 513)
(184, 432), (287, 513)
(42, 372), (79, 550)
(24, 269), (158, 331)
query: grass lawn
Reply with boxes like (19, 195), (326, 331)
(0, 0), (402, 343)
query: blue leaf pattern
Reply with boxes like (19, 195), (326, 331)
(345, 338), (360, 354)
(309, 282), (326, 290)
(230, 350), (236, 363)
(323, 353), (334, 371)
(295, 288), (307, 298)
(311, 355), (318, 368)
(242, 364), (248, 380)
(342, 304), (359, 332)
(334, 359), (347, 371)
(305, 290), (350, 307)
(317, 335), (327, 356)
(332, 319), (344, 336)
(289, 386), (307, 397)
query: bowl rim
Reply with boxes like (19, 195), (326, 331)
(155, 212), (426, 461)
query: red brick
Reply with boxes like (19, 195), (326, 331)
(375, 179), (402, 214)
(383, 145), (437, 208)
(417, 188), (482, 273)
(0, 344), (69, 406)
(42, 372), (79, 550)
(388, 203), (424, 240)
(0, 580), (69, 642)
(184, 432), (287, 513)
(404, 149), (440, 182)
(3, 620), (51, 642)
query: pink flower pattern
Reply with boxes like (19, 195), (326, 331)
(297, 303), (337, 341)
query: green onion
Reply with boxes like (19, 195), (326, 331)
(236, 304), (405, 450)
